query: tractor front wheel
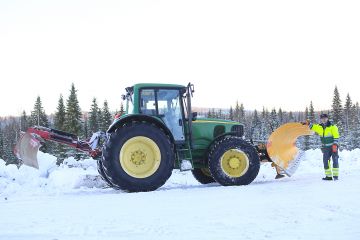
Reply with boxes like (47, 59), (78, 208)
(208, 136), (260, 186)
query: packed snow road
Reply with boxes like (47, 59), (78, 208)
(1, 149), (360, 240)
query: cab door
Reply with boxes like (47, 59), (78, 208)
(140, 88), (185, 142)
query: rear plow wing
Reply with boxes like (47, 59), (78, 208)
(14, 126), (104, 169)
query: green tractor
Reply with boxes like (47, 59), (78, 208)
(98, 83), (261, 191)
(15, 83), (314, 192)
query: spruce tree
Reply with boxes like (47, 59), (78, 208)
(229, 106), (234, 120)
(20, 110), (29, 131)
(234, 101), (240, 122)
(239, 103), (245, 123)
(303, 107), (310, 150)
(278, 108), (284, 124)
(207, 109), (212, 118)
(83, 114), (89, 139)
(269, 108), (280, 132)
(29, 96), (49, 127)
(54, 94), (66, 131)
(120, 102), (125, 115)
(343, 93), (353, 149)
(64, 83), (82, 136)
(0, 123), (4, 160)
(289, 111), (295, 122)
(88, 97), (100, 135)
(251, 109), (261, 139)
(260, 107), (270, 141)
(2, 118), (20, 164)
(351, 102), (360, 149)
(101, 100), (112, 132)
(308, 101), (320, 149)
(344, 93), (353, 132)
(211, 108), (216, 119)
(331, 86), (343, 130)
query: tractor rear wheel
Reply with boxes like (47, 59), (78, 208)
(208, 136), (260, 186)
(191, 168), (215, 184)
(101, 122), (174, 192)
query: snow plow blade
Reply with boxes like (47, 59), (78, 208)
(14, 132), (41, 169)
(266, 123), (314, 176)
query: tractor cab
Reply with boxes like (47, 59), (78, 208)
(122, 83), (196, 144)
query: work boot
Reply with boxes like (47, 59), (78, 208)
(322, 176), (333, 181)
(275, 174), (285, 179)
(333, 176), (338, 181)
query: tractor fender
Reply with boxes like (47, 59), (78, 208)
(107, 114), (175, 144)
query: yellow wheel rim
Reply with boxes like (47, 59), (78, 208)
(220, 149), (249, 177)
(120, 136), (161, 178)
(200, 168), (212, 177)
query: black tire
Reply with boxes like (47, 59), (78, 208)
(97, 160), (118, 188)
(208, 136), (260, 186)
(191, 168), (216, 184)
(101, 122), (174, 192)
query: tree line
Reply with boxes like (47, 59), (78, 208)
(0, 83), (123, 164)
(204, 86), (360, 150)
(0, 84), (359, 165)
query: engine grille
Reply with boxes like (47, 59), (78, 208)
(231, 125), (244, 137)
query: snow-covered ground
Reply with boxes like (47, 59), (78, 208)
(1, 149), (360, 240)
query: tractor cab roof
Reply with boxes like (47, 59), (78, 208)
(128, 83), (186, 94)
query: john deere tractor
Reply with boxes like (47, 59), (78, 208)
(15, 83), (313, 192)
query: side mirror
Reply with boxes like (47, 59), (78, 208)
(192, 112), (198, 121)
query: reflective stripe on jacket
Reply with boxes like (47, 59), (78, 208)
(310, 122), (340, 147)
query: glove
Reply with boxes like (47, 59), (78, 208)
(301, 119), (310, 125)
(332, 144), (338, 153)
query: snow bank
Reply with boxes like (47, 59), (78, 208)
(1, 149), (359, 197)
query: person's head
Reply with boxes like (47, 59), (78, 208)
(320, 113), (329, 124)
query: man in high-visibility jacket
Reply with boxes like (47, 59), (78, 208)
(304, 113), (340, 180)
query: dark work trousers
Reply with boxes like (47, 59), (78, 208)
(322, 146), (339, 177)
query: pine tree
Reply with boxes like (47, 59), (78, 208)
(0, 122), (4, 160)
(64, 83), (82, 136)
(100, 100), (112, 132)
(351, 102), (360, 149)
(269, 108), (280, 132)
(54, 94), (66, 131)
(207, 109), (212, 118)
(229, 106), (234, 120)
(289, 111), (295, 122)
(343, 93), (353, 149)
(20, 110), (29, 131)
(83, 113), (89, 139)
(251, 109), (261, 139)
(278, 108), (284, 124)
(2, 118), (20, 164)
(88, 97), (100, 135)
(259, 107), (270, 141)
(234, 101), (240, 122)
(332, 86), (343, 129)
(217, 109), (221, 119)
(303, 107), (310, 150)
(120, 102), (125, 115)
(308, 101), (320, 149)
(211, 108), (216, 119)
(29, 96), (49, 127)
(239, 103), (245, 123)
(344, 93), (353, 133)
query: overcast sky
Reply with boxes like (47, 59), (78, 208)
(1, 0), (360, 116)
